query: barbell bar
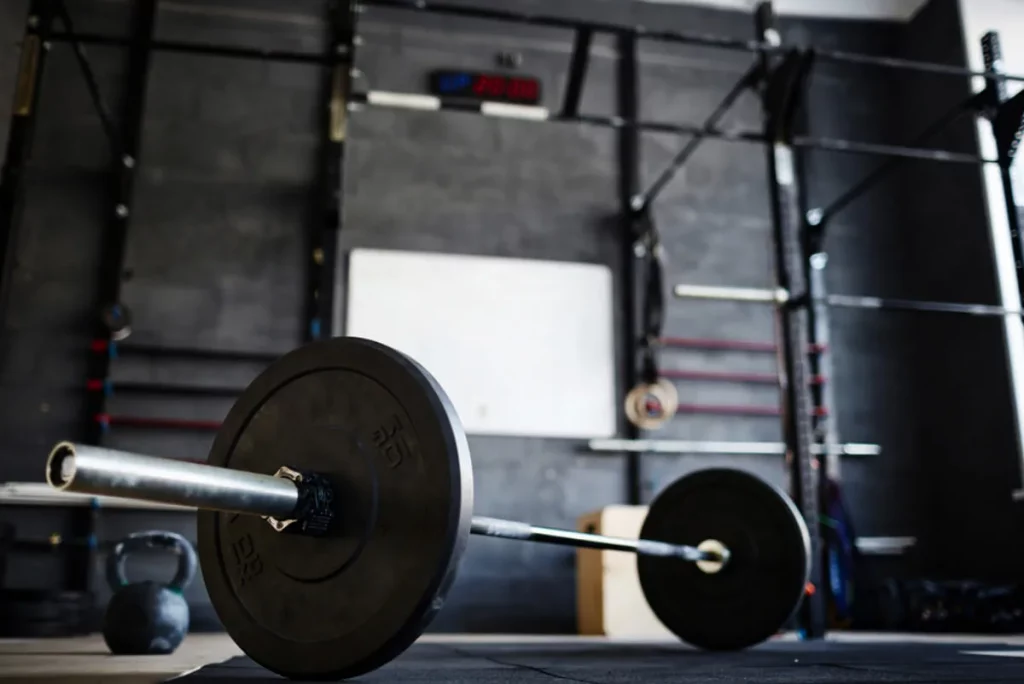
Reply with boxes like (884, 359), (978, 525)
(587, 438), (881, 457)
(673, 283), (1020, 317)
(658, 335), (827, 354)
(46, 443), (716, 563)
(41, 337), (812, 680)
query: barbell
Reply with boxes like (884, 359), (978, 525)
(673, 282), (1021, 317)
(44, 337), (811, 680)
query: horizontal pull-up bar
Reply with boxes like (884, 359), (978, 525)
(361, 0), (1024, 84)
(813, 46), (1016, 82)
(363, 0), (758, 52)
(40, 1), (1024, 86)
(790, 135), (988, 165)
(673, 282), (1019, 318)
(560, 28), (593, 119)
(48, 31), (337, 65)
(350, 90), (993, 165)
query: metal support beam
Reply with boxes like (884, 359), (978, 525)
(982, 32), (1024, 503)
(754, 1), (827, 640)
(49, 31), (332, 65)
(560, 28), (592, 119)
(0, 1), (55, 342)
(672, 282), (1024, 317)
(350, 89), (992, 164)
(984, 33), (1024, 318)
(633, 60), (762, 213)
(363, 0), (759, 53)
(617, 32), (642, 506)
(360, 0), (1024, 86)
(83, 0), (157, 445)
(309, 0), (355, 341)
(804, 253), (841, 476)
(75, 0), (156, 595)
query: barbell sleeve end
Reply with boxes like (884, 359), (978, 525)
(45, 441), (301, 520)
(45, 441), (75, 490)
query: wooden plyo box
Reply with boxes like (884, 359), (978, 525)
(576, 505), (674, 638)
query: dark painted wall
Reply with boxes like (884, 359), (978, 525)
(793, 7), (934, 587)
(898, 0), (1024, 581)
(793, 0), (1024, 585)
(0, 0), (1013, 633)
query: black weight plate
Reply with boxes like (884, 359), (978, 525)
(197, 337), (473, 681)
(637, 468), (810, 651)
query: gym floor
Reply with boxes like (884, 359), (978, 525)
(5, 633), (1024, 683)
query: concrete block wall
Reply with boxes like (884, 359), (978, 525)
(0, 0), (1013, 632)
(900, 0), (1024, 581)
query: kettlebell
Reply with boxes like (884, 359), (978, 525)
(102, 530), (197, 655)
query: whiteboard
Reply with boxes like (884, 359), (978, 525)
(344, 249), (617, 439)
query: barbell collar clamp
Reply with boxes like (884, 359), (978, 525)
(266, 467), (338, 537)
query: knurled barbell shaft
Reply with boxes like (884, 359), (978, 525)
(45, 442), (724, 564)
(470, 516), (716, 561)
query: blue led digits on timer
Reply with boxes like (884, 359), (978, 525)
(437, 72), (473, 93)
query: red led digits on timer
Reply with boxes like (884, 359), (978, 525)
(472, 75), (506, 97)
(507, 78), (538, 102)
(471, 75), (539, 103)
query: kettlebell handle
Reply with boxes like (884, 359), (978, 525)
(106, 530), (198, 593)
